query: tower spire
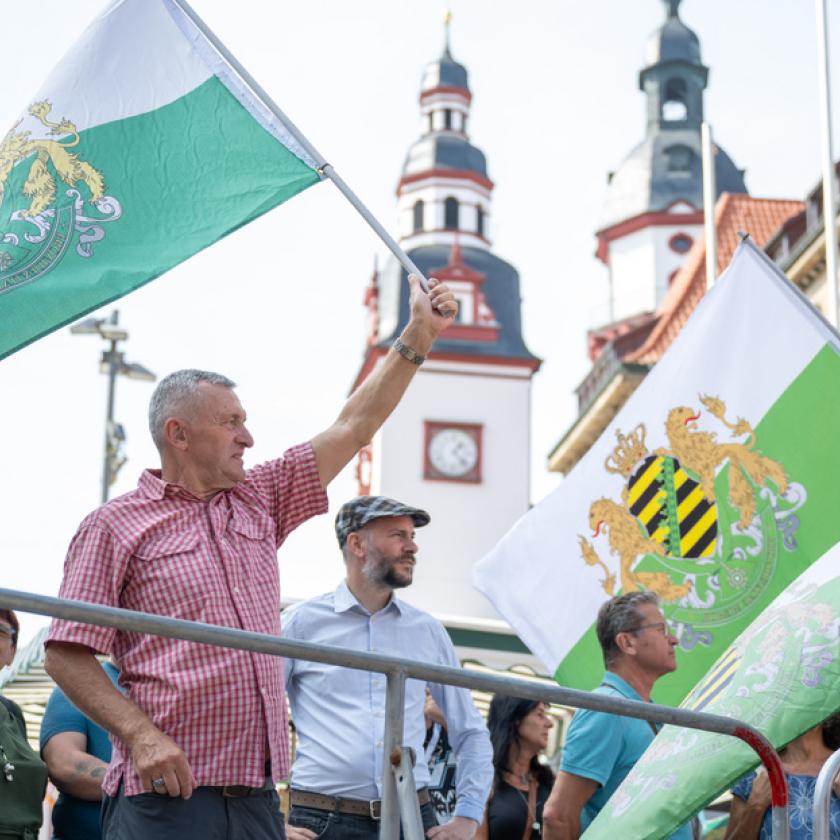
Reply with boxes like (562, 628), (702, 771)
(664, 0), (680, 18)
(443, 9), (452, 55)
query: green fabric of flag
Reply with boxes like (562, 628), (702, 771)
(0, 0), (320, 359)
(583, 545), (840, 838)
(474, 240), (840, 707)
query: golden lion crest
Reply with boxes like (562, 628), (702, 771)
(0, 101), (104, 218)
(580, 395), (790, 605)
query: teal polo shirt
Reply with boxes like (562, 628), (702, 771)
(560, 672), (692, 839)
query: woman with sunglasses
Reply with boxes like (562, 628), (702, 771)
(0, 609), (48, 839)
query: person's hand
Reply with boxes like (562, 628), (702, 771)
(286, 827), (318, 840)
(746, 768), (772, 812)
(404, 274), (457, 347)
(424, 687), (446, 729)
(128, 722), (195, 799)
(427, 815), (477, 839)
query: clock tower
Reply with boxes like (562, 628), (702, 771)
(352, 26), (540, 622)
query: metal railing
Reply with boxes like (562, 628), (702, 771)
(813, 748), (840, 839)
(0, 588), (790, 839)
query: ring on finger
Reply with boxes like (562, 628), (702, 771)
(152, 777), (165, 787)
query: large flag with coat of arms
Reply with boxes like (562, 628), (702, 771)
(474, 238), (840, 705)
(0, 0), (321, 359)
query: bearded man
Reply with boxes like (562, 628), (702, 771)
(283, 496), (492, 840)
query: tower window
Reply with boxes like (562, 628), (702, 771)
(427, 113), (433, 133)
(662, 77), (688, 122)
(444, 109), (453, 130)
(444, 197), (459, 230)
(476, 205), (485, 238)
(669, 232), (694, 254)
(413, 200), (424, 232)
(664, 144), (694, 172)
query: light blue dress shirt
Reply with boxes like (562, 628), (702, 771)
(283, 581), (493, 824)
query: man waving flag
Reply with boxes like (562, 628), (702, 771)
(0, 0), (323, 359)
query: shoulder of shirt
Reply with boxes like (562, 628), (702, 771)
(282, 592), (336, 628)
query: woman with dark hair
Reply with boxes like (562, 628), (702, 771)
(0, 609), (48, 839)
(476, 695), (555, 840)
(725, 712), (840, 839)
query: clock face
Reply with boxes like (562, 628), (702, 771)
(428, 428), (479, 478)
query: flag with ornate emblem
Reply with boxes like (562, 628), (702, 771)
(0, 0), (321, 359)
(473, 239), (840, 705)
(583, 546), (840, 839)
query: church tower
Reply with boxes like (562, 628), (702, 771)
(595, 0), (747, 323)
(352, 21), (540, 621)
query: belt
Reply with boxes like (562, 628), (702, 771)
(290, 788), (430, 820)
(208, 777), (275, 798)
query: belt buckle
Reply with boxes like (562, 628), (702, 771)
(222, 784), (251, 798)
(369, 799), (381, 821)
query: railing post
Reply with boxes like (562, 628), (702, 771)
(812, 748), (840, 839)
(391, 746), (425, 840)
(734, 726), (789, 840)
(380, 670), (406, 839)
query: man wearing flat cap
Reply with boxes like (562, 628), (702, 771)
(283, 496), (492, 840)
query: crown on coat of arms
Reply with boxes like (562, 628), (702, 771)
(604, 424), (648, 478)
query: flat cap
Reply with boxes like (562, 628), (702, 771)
(335, 496), (431, 548)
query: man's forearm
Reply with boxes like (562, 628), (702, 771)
(542, 811), (581, 840)
(44, 643), (154, 748)
(45, 747), (108, 800)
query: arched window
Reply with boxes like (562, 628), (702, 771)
(444, 109), (453, 130)
(662, 77), (688, 122)
(444, 197), (459, 230)
(413, 200), (424, 232)
(476, 205), (485, 238)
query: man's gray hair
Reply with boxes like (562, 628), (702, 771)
(148, 369), (236, 450)
(596, 591), (660, 668)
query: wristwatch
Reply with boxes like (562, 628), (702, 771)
(393, 338), (425, 365)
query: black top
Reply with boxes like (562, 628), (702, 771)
(487, 778), (553, 840)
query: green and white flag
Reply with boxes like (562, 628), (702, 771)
(0, 0), (320, 359)
(585, 545), (840, 839)
(474, 239), (840, 705)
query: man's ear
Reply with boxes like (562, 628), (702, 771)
(345, 532), (365, 559)
(164, 417), (189, 451)
(614, 631), (637, 658)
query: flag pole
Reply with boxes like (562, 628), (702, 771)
(701, 122), (718, 291)
(167, 0), (430, 292)
(816, 0), (839, 329)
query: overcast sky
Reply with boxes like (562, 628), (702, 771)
(2, 0), (839, 645)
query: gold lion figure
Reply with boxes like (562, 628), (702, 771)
(581, 498), (691, 602)
(660, 396), (788, 530)
(0, 101), (104, 218)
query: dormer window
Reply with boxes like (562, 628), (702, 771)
(662, 77), (688, 122)
(444, 197), (459, 230)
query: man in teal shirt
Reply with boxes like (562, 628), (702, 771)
(542, 592), (692, 840)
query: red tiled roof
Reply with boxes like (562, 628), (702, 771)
(626, 193), (805, 365)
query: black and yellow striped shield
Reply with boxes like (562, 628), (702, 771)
(626, 454), (718, 559)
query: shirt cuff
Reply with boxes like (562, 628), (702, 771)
(559, 761), (607, 787)
(452, 800), (485, 824)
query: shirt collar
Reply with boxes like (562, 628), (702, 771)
(137, 469), (214, 502)
(602, 671), (644, 702)
(333, 579), (403, 617)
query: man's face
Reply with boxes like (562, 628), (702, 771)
(358, 515), (418, 590)
(0, 619), (16, 669)
(181, 383), (254, 489)
(624, 602), (678, 678)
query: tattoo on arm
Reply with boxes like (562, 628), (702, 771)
(74, 757), (107, 781)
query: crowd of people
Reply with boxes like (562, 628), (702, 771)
(0, 276), (838, 839)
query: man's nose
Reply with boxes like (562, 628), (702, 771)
(238, 425), (254, 447)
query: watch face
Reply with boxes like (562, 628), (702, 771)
(428, 428), (478, 478)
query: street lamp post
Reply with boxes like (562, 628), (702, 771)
(70, 310), (156, 503)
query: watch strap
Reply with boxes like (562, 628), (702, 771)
(393, 338), (425, 365)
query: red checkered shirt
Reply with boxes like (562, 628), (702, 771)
(47, 442), (327, 796)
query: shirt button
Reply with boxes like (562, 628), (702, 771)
(376, 740), (383, 748)
(233, 587), (240, 594)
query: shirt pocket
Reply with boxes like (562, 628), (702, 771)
(228, 512), (277, 594)
(127, 531), (212, 618)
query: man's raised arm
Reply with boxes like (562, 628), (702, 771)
(311, 275), (456, 487)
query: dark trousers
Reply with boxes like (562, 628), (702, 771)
(288, 800), (438, 839)
(101, 785), (286, 840)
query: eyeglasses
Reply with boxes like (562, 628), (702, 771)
(629, 621), (675, 638)
(0, 624), (17, 645)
